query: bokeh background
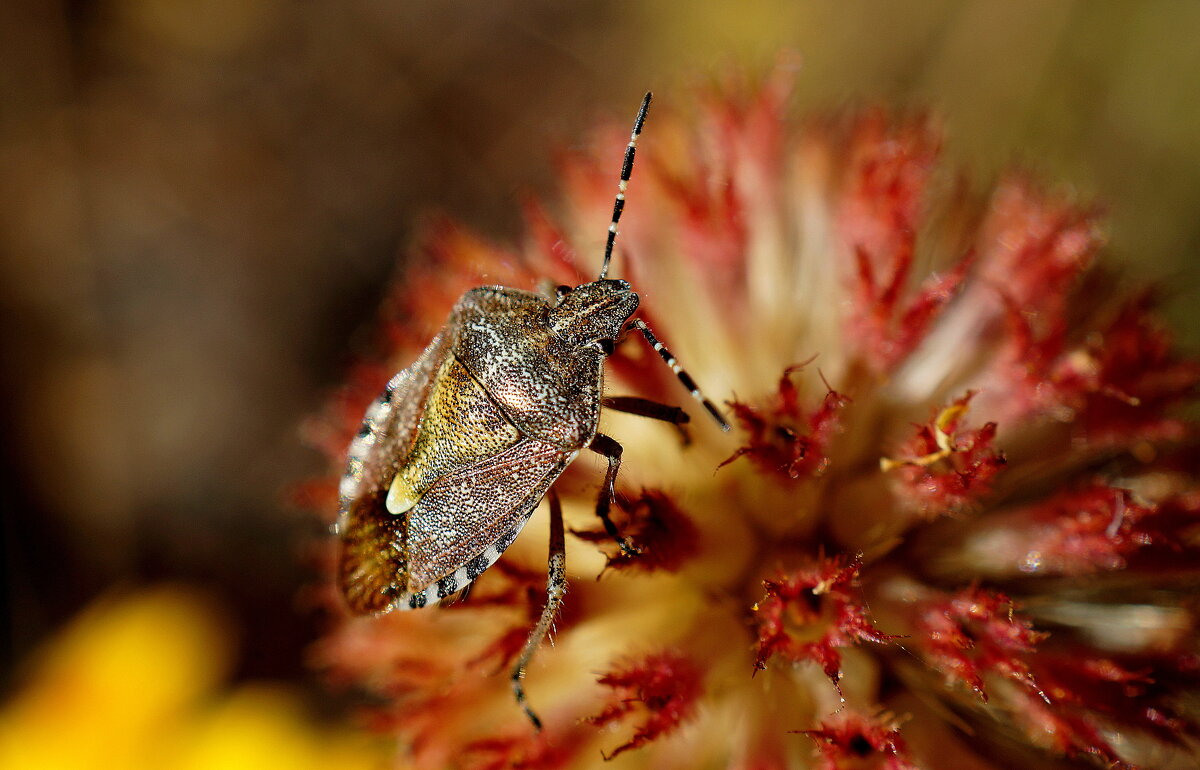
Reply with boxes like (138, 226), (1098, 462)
(3, 0), (1199, 699)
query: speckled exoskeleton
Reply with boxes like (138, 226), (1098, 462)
(335, 93), (728, 728)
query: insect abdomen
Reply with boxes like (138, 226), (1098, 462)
(338, 486), (408, 613)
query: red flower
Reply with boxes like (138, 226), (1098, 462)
(308, 65), (1200, 768)
(913, 586), (1046, 702)
(570, 489), (700, 574)
(753, 556), (900, 693)
(881, 391), (1006, 515)
(586, 651), (704, 760)
(722, 364), (850, 481)
(800, 711), (918, 770)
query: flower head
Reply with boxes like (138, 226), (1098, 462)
(307, 66), (1200, 768)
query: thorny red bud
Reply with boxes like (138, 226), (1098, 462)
(1000, 483), (1153, 575)
(881, 391), (1006, 514)
(1055, 292), (1200, 445)
(722, 365), (850, 480)
(752, 556), (900, 690)
(799, 711), (918, 770)
(586, 651), (704, 760)
(570, 489), (700, 573)
(914, 586), (1046, 703)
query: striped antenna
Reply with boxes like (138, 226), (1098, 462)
(633, 319), (731, 431)
(598, 92), (651, 280)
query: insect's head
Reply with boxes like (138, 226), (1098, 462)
(548, 280), (639, 350)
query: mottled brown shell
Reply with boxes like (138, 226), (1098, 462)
(336, 283), (636, 613)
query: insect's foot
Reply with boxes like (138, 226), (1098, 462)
(512, 671), (544, 731)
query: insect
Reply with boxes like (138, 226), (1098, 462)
(335, 92), (729, 728)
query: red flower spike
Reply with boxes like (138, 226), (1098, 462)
(331, 646), (485, 766)
(462, 724), (592, 770)
(882, 253), (974, 370)
(974, 178), (1102, 327)
(654, 165), (749, 292)
(932, 180), (1106, 427)
(586, 651), (704, 760)
(799, 711), (918, 770)
(1021, 651), (1200, 756)
(836, 113), (973, 372)
(915, 586), (1047, 703)
(986, 290), (1071, 424)
(835, 111), (939, 267)
(1059, 292), (1200, 447)
(950, 479), (1200, 579)
(671, 61), (793, 299)
(570, 489), (700, 573)
(752, 556), (900, 688)
(1011, 484), (1154, 576)
(999, 684), (1134, 770)
(881, 392), (1006, 515)
(722, 365), (850, 481)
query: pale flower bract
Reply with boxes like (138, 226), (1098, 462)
(306, 69), (1200, 769)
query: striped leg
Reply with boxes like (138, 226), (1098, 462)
(631, 319), (730, 430)
(512, 488), (567, 730)
(598, 92), (651, 280)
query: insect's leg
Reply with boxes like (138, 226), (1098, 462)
(602, 395), (690, 425)
(588, 433), (638, 556)
(631, 318), (730, 431)
(602, 395), (691, 444)
(511, 488), (567, 731)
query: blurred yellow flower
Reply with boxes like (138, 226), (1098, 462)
(0, 588), (384, 770)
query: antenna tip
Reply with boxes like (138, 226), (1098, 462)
(633, 92), (652, 135)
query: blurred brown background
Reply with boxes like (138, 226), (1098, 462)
(3, 1), (1199, 689)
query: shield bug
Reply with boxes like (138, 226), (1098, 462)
(335, 92), (729, 728)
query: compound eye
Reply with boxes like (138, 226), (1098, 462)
(597, 338), (615, 356)
(555, 285), (572, 298)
